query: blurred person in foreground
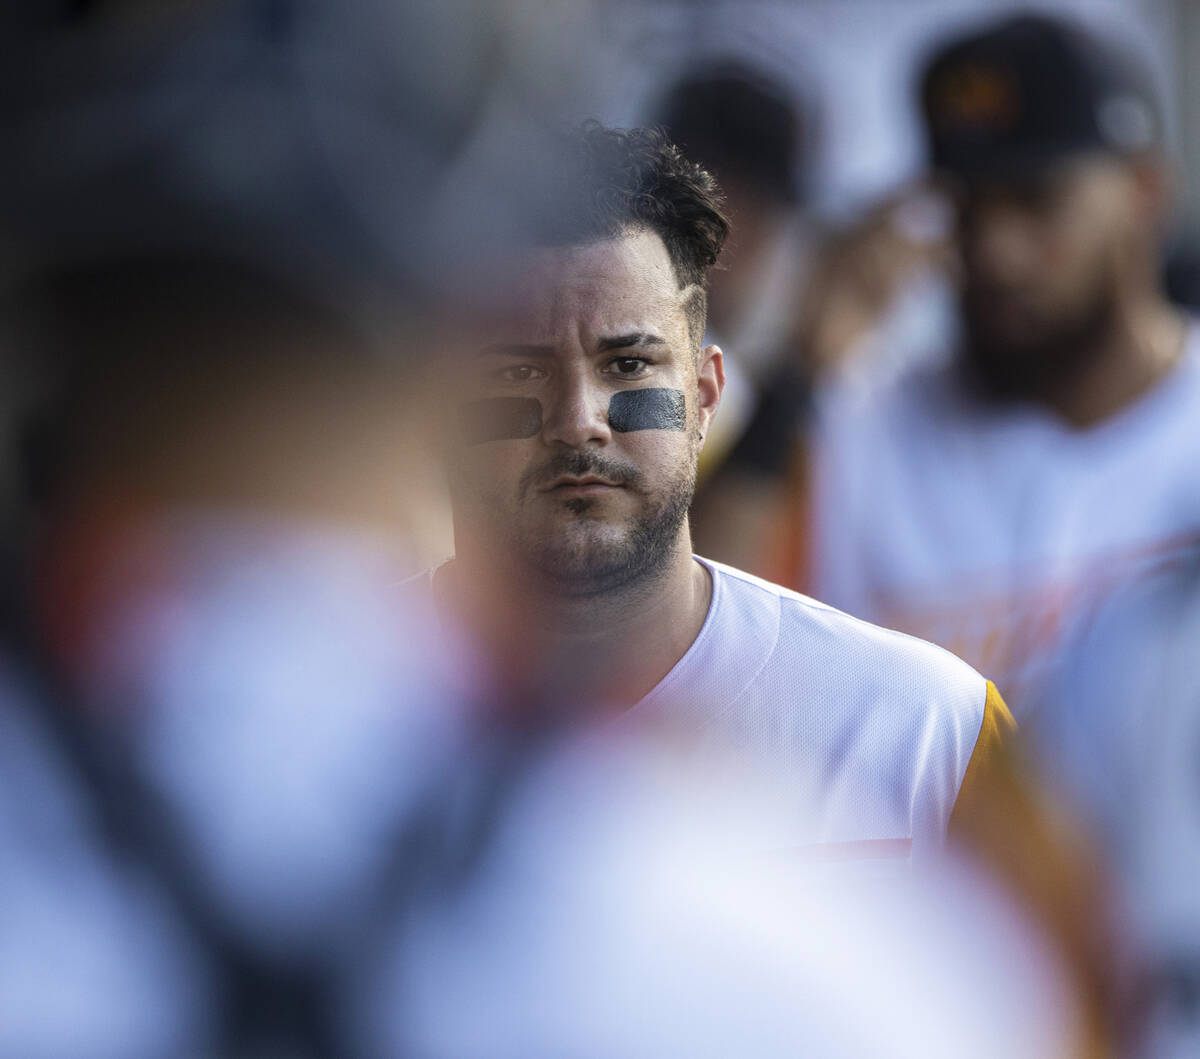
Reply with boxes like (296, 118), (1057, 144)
(351, 728), (1083, 1058)
(0, 1), (505, 1052)
(426, 121), (1014, 858)
(807, 12), (1198, 717)
(1, 251), (467, 1058)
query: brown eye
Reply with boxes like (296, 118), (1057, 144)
(607, 357), (649, 378)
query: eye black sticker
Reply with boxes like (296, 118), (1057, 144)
(608, 388), (686, 432)
(459, 397), (543, 445)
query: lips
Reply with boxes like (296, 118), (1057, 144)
(540, 475), (622, 493)
(520, 452), (642, 500)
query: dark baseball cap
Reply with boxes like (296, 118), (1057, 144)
(654, 60), (807, 205)
(919, 12), (1163, 178)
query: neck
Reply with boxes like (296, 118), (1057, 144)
(1048, 292), (1187, 428)
(440, 530), (712, 713)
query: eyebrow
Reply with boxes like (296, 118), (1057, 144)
(477, 334), (665, 358)
(597, 332), (665, 352)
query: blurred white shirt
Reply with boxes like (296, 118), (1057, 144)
(812, 322), (1200, 720)
(350, 728), (1078, 1058)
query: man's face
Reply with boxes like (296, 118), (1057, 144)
(444, 229), (723, 596)
(952, 155), (1142, 398)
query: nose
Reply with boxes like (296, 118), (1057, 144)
(962, 202), (1040, 287)
(540, 366), (611, 448)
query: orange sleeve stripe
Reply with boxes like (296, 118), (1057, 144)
(763, 439), (812, 592)
(948, 680), (1017, 835)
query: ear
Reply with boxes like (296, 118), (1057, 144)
(696, 344), (724, 442)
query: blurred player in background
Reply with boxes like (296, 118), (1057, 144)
(648, 61), (816, 571)
(1036, 548), (1200, 1058)
(808, 11), (1199, 719)
(1064, 548), (1200, 1059)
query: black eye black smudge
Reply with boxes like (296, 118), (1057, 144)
(458, 397), (543, 445)
(608, 388), (686, 432)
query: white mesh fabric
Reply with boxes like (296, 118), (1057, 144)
(630, 558), (988, 852)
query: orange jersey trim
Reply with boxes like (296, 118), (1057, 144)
(949, 680), (1017, 835)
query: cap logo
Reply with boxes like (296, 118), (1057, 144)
(931, 63), (1020, 132)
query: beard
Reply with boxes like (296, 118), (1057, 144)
(959, 276), (1118, 404)
(512, 447), (696, 598)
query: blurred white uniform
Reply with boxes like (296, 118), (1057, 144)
(812, 326), (1200, 718)
(1034, 558), (1200, 1059)
(427, 556), (1011, 858)
(0, 659), (214, 1058)
(71, 515), (467, 959)
(353, 732), (1075, 1059)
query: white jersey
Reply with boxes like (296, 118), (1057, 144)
(426, 557), (1009, 860)
(628, 558), (1004, 856)
(811, 325), (1200, 718)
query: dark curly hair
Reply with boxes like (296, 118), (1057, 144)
(548, 121), (730, 345)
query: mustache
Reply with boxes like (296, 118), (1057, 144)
(520, 450), (645, 497)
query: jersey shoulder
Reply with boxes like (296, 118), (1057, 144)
(700, 560), (994, 846)
(709, 557), (987, 712)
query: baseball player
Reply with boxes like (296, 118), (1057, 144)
(810, 12), (1199, 718)
(425, 122), (1013, 856)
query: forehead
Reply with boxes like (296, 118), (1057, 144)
(478, 229), (689, 345)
